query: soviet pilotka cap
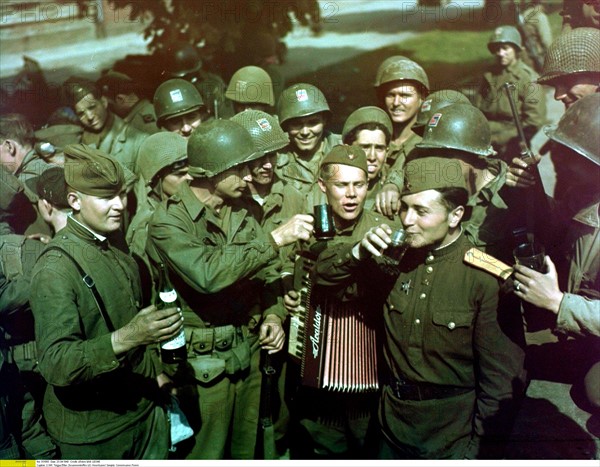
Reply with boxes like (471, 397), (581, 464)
(320, 144), (368, 175)
(402, 156), (467, 195)
(28, 167), (70, 209)
(63, 144), (124, 197)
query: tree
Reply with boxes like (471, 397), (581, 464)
(106, 0), (321, 78)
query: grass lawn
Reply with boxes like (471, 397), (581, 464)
(293, 10), (563, 132)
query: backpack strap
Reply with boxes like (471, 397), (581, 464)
(42, 246), (115, 332)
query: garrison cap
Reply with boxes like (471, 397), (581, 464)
(320, 144), (368, 175)
(33, 167), (70, 209)
(64, 144), (124, 197)
(62, 76), (98, 107)
(403, 157), (466, 195)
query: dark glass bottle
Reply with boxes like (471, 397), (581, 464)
(157, 264), (186, 363)
(385, 229), (409, 263)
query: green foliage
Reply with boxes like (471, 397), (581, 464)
(106, 0), (320, 74)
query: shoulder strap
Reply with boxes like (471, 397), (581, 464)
(42, 246), (115, 332)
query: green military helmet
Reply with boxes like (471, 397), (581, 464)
(374, 55), (429, 92)
(153, 78), (205, 126)
(538, 28), (600, 85)
(277, 83), (331, 127)
(342, 106), (393, 143)
(138, 132), (188, 185)
(187, 119), (264, 178)
(226, 66), (274, 106)
(230, 110), (289, 154)
(164, 41), (202, 78)
(487, 25), (522, 53)
(544, 93), (600, 167)
(416, 103), (496, 157)
(414, 90), (472, 136)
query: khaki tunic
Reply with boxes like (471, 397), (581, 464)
(275, 132), (342, 201)
(124, 98), (159, 134)
(315, 233), (526, 459)
(30, 217), (160, 445)
(385, 132), (422, 191)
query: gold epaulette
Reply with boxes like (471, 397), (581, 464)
(463, 247), (513, 281)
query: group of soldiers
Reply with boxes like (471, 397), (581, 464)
(1, 0), (599, 461)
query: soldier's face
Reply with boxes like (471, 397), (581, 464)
(318, 164), (368, 230)
(69, 190), (127, 235)
(162, 109), (202, 138)
(400, 189), (463, 249)
(74, 93), (109, 132)
(286, 114), (326, 154)
(213, 164), (253, 200)
(494, 44), (517, 68)
(383, 84), (422, 125)
(552, 76), (599, 109)
(249, 153), (276, 186)
(161, 166), (192, 197)
(353, 129), (387, 181)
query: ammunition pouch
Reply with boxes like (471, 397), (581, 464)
(186, 325), (255, 385)
(9, 340), (38, 373)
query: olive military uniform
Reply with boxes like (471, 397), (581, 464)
(124, 98), (159, 134)
(315, 232), (526, 459)
(474, 60), (546, 161)
(30, 217), (167, 458)
(147, 182), (285, 459)
(384, 132), (421, 191)
(275, 132), (342, 200)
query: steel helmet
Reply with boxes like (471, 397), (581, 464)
(153, 79), (204, 126)
(230, 110), (289, 154)
(226, 66), (274, 106)
(165, 42), (202, 78)
(487, 25), (523, 53)
(138, 132), (188, 185)
(277, 83), (331, 127)
(538, 28), (600, 85)
(414, 90), (472, 136)
(374, 55), (430, 92)
(342, 106), (393, 143)
(416, 103), (496, 157)
(187, 119), (264, 178)
(544, 93), (600, 166)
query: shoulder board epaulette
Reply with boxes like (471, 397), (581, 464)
(463, 247), (513, 281)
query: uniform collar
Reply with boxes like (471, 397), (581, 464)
(573, 202), (600, 229)
(67, 214), (108, 247)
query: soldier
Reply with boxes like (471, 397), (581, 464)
(287, 145), (401, 459)
(314, 157), (526, 459)
(96, 70), (159, 134)
(412, 90), (472, 137)
(0, 169), (69, 459)
(30, 145), (180, 459)
(146, 119), (313, 459)
(513, 94), (600, 411)
(229, 110), (305, 456)
(275, 83), (341, 200)
(414, 103), (521, 261)
(474, 26), (546, 162)
(518, 0), (553, 72)
(373, 56), (429, 217)
(62, 77), (149, 175)
(126, 132), (192, 290)
(226, 66), (275, 114)
(536, 27), (600, 109)
(153, 79), (205, 139)
(342, 106), (393, 211)
(163, 41), (233, 119)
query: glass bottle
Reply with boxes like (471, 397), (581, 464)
(157, 263), (186, 363)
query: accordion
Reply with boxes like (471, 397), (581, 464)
(287, 251), (379, 393)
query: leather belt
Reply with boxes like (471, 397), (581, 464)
(389, 378), (471, 401)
